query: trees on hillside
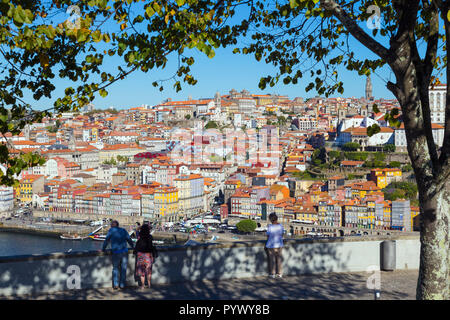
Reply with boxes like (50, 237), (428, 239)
(342, 142), (361, 151)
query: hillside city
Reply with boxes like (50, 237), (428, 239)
(0, 76), (444, 237)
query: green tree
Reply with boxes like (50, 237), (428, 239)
(389, 161), (402, 168)
(277, 115), (287, 126)
(116, 155), (128, 163)
(383, 182), (418, 203)
(205, 121), (218, 129)
(344, 152), (368, 161)
(402, 164), (413, 172)
(103, 158), (117, 166)
(312, 147), (327, 166)
(184, 114), (191, 120)
(374, 152), (386, 162)
(235, 219), (257, 233)
(342, 142), (361, 152)
(383, 144), (396, 153)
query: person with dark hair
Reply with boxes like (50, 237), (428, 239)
(135, 222), (141, 239)
(102, 220), (135, 289)
(266, 213), (284, 278)
(133, 224), (158, 289)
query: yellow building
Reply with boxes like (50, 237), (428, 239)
(91, 127), (99, 142)
(252, 94), (275, 106)
(370, 168), (402, 189)
(351, 181), (380, 199)
(297, 204), (317, 224)
(383, 201), (392, 229)
(16, 175), (44, 204)
(365, 199), (376, 229)
(411, 206), (420, 231)
(154, 186), (179, 222)
(265, 105), (278, 113)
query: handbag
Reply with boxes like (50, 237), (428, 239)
(151, 244), (158, 259)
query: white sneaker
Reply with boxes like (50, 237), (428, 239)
(276, 274), (283, 278)
(269, 274), (276, 279)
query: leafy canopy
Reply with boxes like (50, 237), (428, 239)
(0, 0), (241, 185)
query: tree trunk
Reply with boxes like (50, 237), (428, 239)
(390, 64), (449, 300)
(416, 179), (450, 299)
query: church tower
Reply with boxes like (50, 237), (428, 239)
(23, 124), (30, 140)
(365, 75), (373, 101)
(214, 91), (221, 108)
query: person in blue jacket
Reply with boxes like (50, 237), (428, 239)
(102, 220), (135, 289)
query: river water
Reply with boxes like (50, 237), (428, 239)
(0, 229), (186, 257)
(0, 231), (105, 257)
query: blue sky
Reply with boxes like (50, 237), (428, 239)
(27, 41), (396, 111)
(22, 5), (409, 111)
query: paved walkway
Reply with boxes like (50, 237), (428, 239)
(8, 270), (419, 300)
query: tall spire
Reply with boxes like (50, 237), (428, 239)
(365, 75), (373, 101)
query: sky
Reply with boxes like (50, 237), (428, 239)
(20, 4), (413, 111)
(26, 42), (397, 111)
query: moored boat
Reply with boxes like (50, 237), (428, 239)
(60, 233), (86, 240)
(89, 234), (107, 241)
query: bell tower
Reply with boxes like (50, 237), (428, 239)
(365, 75), (373, 101)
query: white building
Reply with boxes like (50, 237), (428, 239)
(45, 159), (59, 178)
(293, 117), (318, 131)
(0, 186), (14, 213)
(395, 123), (444, 152)
(367, 127), (394, 146)
(238, 98), (257, 115)
(337, 116), (379, 133)
(174, 174), (205, 218)
(106, 131), (140, 144)
(35, 132), (49, 143)
(82, 129), (91, 142)
(141, 166), (156, 184)
(429, 84), (446, 125)
(233, 113), (243, 127)
(96, 165), (118, 184)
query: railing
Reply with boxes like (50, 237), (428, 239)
(0, 234), (420, 297)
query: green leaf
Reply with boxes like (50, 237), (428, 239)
(99, 89), (108, 97)
(146, 6), (155, 18)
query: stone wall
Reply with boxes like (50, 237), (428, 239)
(32, 210), (144, 226)
(0, 235), (420, 297)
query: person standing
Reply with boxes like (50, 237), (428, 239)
(102, 220), (135, 289)
(135, 222), (141, 239)
(134, 224), (158, 289)
(266, 213), (284, 278)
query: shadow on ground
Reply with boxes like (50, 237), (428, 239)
(7, 270), (418, 300)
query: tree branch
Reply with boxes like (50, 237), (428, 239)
(437, 1), (450, 180)
(319, 0), (390, 62)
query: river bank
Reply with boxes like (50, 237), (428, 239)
(0, 220), (93, 238)
(0, 218), (192, 243)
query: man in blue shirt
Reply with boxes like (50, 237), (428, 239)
(102, 220), (135, 289)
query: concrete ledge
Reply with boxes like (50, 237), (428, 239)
(0, 235), (420, 297)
